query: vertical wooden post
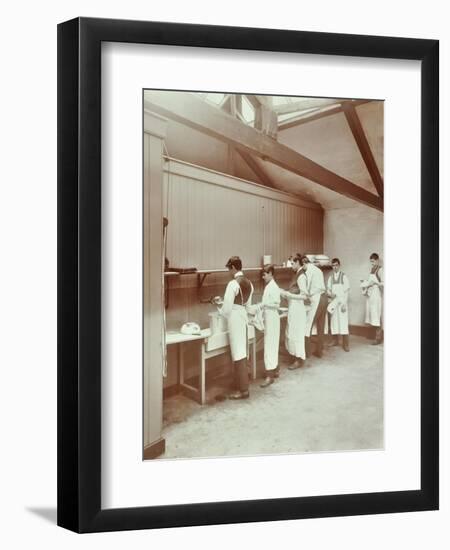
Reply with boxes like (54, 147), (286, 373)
(143, 111), (168, 459)
(227, 95), (237, 175)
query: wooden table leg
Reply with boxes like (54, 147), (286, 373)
(200, 344), (206, 405)
(251, 338), (256, 380)
(179, 342), (184, 385)
(179, 342), (197, 402)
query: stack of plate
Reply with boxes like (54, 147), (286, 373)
(305, 254), (316, 263)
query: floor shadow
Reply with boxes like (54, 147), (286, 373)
(26, 507), (57, 525)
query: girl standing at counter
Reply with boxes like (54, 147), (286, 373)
(280, 254), (308, 370)
(259, 264), (281, 388)
(363, 252), (384, 345)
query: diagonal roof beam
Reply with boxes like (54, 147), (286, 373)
(244, 94), (273, 109)
(244, 94), (260, 109)
(235, 149), (276, 189)
(236, 150), (318, 203)
(341, 102), (384, 198)
(144, 92), (383, 211)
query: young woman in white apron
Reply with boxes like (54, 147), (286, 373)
(280, 255), (308, 370)
(259, 264), (281, 388)
(302, 257), (328, 358)
(364, 253), (383, 345)
(219, 256), (254, 399)
(326, 258), (350, 351)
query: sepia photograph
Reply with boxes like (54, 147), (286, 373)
(143, 90), (384, 461)
(51, 8), (439, 537)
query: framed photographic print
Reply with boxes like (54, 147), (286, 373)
(57, 17), (439, 532)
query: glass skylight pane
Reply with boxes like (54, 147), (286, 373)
(241, 96), (255, 123)
(278, 107), (320, 122)
(205, 93), (225, 105)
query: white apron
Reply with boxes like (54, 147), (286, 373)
(365, 273), (382, 327)
(262, 279), (281, 371)
(220, 273), (253, 362)
(305, 292), (320, 337)
(285, 301), (306, 359)
(285, 273), (307, 359)
(228, 305), (249, 361)
(328, 272), (349, 335)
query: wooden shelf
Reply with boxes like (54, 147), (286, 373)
(163, 264), (332, 307)
(165, 264), (332, 287)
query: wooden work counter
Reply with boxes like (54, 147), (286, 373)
(165, 326), (257, 405)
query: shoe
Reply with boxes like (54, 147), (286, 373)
(288, 360), (304, 370)
(343, 336), (350, 352)
(305, 337), (311, 358)
(313, 351), (323, 358)
(331, 336), (339, 347)
(260, 377), (274, 388)
(228, 390), (250, 400)
(214, 394), (227, 402)
(274, 372), (280, 378)
(371, 340), (382, 346)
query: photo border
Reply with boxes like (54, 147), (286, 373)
(57, 17), (439, 533)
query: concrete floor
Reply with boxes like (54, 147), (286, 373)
(159, 335), (383, 459)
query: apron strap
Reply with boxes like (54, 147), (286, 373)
(331, 271), (344, 286)
(371, 265), (381, 282)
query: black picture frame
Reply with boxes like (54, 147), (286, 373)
(57, 17), (439, 533)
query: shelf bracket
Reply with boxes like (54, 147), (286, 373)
(197, 273), (209, 289)
(197, 272), (212, 303)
